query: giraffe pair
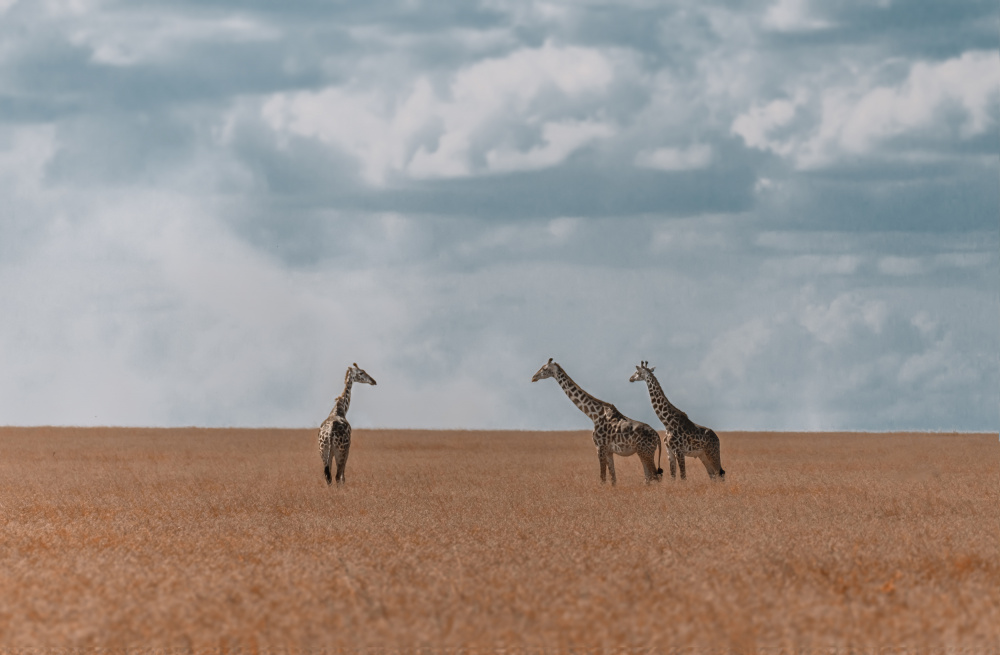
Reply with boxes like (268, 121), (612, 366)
(531, 358), (724, 484)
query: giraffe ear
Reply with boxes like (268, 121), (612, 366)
(548, 357), (553, 364)
(649, 366), (655, 372)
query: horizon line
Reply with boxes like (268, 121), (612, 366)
(2, 425), (997, 436)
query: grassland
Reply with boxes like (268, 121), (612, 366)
(0, 427), (997, 653)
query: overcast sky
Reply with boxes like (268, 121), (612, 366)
(1, 0), (997, 431)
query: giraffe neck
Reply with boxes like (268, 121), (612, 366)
(644, 372), (688, 428)
(553, 366), (609, 423)
(332, 372), (353, 418)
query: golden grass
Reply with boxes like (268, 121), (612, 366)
(0, 427), (997, 653)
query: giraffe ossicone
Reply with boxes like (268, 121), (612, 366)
(630, 360), (724, 480)
(317, 363), (377, 485)
(532, 358), (662, 484)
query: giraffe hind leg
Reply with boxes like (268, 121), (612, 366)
(640, 451), (660, 483)
(699, 453), (716, 479)
(319, 427), (334, 486)
(334, 444), (350, 485)
(711, 447), (725, 480)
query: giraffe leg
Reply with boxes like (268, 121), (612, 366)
(667, 446), (677, 479)
(597, 447), (607, 483)
(699, 453), (716, 479)
(677, 452), (687, 480)
(606, 452), (617, 486)
(640, 451), (660, 483)
(709, 446), (724, 480)
(319, 427), (333, 485)
(334, 444), (350, 485)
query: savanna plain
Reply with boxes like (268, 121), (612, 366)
(0, 427), (997, 654)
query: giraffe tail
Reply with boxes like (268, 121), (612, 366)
(324, 465), (333, 485)
(656, 436), (663, 477)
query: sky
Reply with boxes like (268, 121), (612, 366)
(0, 0), (997, 432)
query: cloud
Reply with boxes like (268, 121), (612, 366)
(732, 50), (1000, 168)
(761, 254), (864, 277)
(635, 144), (713, 171)
(799, 293), (887, 345)
(261, 41), (619, 184)
(762, 0), (832, 33)
(730, 95), (806, 158)
(0, 0), (995, 433)
(69, 13), (281, 67)
(700, 318), (774, 385)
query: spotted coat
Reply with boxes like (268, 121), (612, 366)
(630, 361), (724, 480)
(532, 358), (662, 484)
(318, 363), (376, 485)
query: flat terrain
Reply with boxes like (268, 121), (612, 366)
(0, 428), (997, 653)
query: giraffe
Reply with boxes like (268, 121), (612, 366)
(630, 360), (724, 480)
(531, 358), (662, 484)
(318, 363), (377, 485)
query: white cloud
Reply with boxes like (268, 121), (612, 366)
(801, 50), (1000, 166)
(730, 95), (805, 157)
(700, 318), (774, 385)
(547, 217), (580, 240)
(762, 254), (864, 277)
(878, 256), (924, 276)
(733, 51), (1000, 168)
(635, 144), (713, 171)
(897, 332), (977, 392)
(799, 293), (887, 344)
(762, 0), (832, 32)
(0, 125), (56, 197)
(261, 42), (618, 184)
(484, 120), (614, 174)
(878, 251), (997, 277)
(69, 13), (280, 66)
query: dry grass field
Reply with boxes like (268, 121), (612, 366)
(0, 427), (997, 653)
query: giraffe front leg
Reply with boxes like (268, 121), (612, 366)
(606, 451), (617, 486)
(677, 451), (687, 480)
(597, 447), (607, 483)
(667, 447), (677, 479)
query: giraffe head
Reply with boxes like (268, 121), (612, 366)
(531, 358), (560, 382)
(348, 363), (377, 386)
(629, 360), (655, 383)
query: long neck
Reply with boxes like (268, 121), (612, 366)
(554, 366), (609, 423)
(644, 373), (688, 425)
(332, 373), (353, 417)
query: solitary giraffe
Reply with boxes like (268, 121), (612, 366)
(630, 360), (724, 480)
(532, 358), (662, 484)
(318, 363), (377, 485)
